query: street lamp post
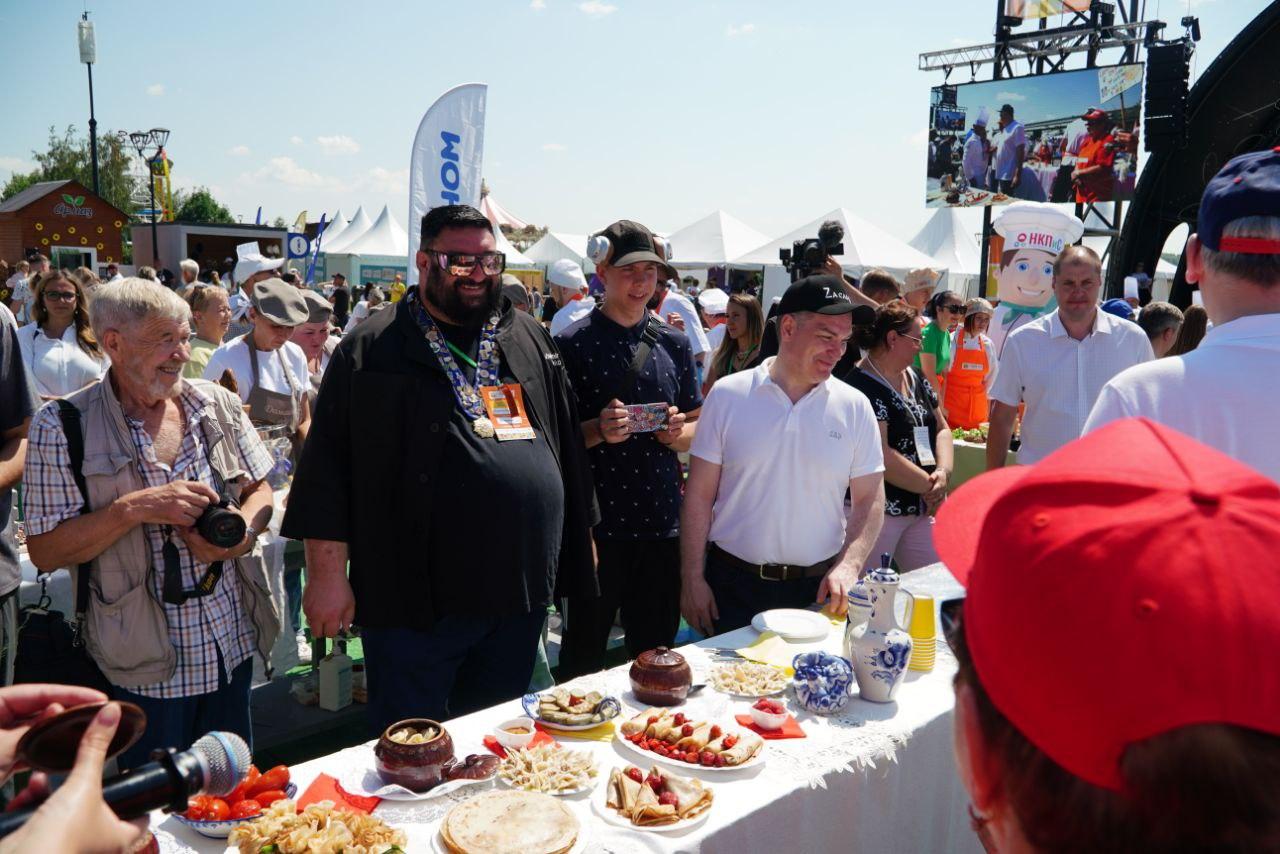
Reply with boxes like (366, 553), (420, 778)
(125, 128), (171, 267)
(77, 13), (99, 197)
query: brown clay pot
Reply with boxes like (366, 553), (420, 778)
(629, 646), (692, 706)
(373, 718), (455, 792)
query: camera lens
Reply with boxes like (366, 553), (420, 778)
(197, 506), (246, 549)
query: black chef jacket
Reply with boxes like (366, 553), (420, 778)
(281, 295), (600, 631)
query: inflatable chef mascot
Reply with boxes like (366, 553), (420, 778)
(989, 202), (1086, 356)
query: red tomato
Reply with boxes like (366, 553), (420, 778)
(205, 799), (230, 821)
(249, 765), (290, 795)
(184, 796), (210, 821)
(253, 789), (287, 807)
(227, 765), (261, 805)
(230, 799), (262, 819)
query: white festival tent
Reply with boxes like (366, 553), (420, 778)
(666, 210), (770, 270)
(495, 227), (536, 269)
(733, 208), (944, 306)
(314, 209), (349, 252)
(319, 206), (372, 255)
(908, 208), (982, 298)
(523, 232), (594, 273)
(338, 205), (409, 256)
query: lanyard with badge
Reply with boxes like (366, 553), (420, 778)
(866, 361), (936, 467)
(407, 289), (535, 441)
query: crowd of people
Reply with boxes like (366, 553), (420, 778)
(0, 146), (1276, 850)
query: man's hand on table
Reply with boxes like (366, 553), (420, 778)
(305, 572), (355, 638)
(0, 702), (146, 854)
(817, 563), (857, 617)
(681, 575), (719, 636)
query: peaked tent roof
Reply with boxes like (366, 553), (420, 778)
(481, 193), (529, 231)
(666, 210), (771, 268)
(340, 205), (409, 256)
(908, 208), (981, 277)
(321, 206), (372, 254)
(733, 208), (942, 277)
(315, 209), (349, 250)
(524, 232), (593, 271)
(494, 226), (535, 268)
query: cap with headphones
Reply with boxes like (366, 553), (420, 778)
(586, 220), (676, 279)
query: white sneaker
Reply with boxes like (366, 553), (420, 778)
(296, 634), (313, 664)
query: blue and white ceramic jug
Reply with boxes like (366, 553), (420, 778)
(849, 554), (915, 703)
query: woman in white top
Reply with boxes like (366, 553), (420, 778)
(17, 270), (108, 399)
(343, 286), (384, 334)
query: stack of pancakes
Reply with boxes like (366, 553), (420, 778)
(440, 790), (578, 854)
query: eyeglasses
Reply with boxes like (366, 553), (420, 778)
(425, 251), (506, 276)
(939, 303), (965, 313)
(894, 328), (922, 344)
(43, 291), (77, 303)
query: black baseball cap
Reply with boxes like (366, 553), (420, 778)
(1197, 147), (1280, 252)
(777, 274), (861, 317)
(597, 219), (676, 278)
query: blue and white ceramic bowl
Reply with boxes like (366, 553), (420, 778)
(791, 651), (854, 715)
(171, 782), (297, 838)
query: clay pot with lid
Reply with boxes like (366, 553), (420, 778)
(629, 646), (692, 706)
(374, 718), (455, 792)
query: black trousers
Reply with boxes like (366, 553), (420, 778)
(558, 536), (681, 680)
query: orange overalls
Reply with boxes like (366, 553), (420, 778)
(943, 329), (991, 429)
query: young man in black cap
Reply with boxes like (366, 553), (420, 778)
(283, 205), (598, 731)
(555, 219), (702, 677)
(680, 275), (885, 635)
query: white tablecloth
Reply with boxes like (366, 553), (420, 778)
(150, 565), (980, 853)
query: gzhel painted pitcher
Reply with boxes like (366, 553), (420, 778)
(849, 553), (916, 703)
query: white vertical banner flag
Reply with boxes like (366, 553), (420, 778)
(407, 83), (488, 285)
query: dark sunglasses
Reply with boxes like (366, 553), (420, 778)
(940, 303), (966, 313)
(43, 291), (77, 302)
(426, 250), (505, 277)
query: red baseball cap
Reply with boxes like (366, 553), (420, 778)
(1082, 107), (1109, 122)
(934, 418), (1280, 791)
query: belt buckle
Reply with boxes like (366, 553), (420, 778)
(757, 564), (783, 583)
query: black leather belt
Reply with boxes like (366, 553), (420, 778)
(708, 543), (836, 582)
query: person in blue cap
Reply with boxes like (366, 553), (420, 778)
(1100, 298), (1136, 322)
(1086, 147), (1280, 482)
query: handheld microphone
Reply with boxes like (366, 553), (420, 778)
(0, 731), (251, 838)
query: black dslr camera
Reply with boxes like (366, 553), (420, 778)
(196, 487), (246, 549)
(779, 220), (845, 282)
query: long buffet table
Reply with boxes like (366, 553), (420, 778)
(149, 565), (980, 854)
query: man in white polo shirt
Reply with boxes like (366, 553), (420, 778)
(987, 245), (1152, 469)
(680, 275), (885, 635)
(1085, 148), (1280, 481)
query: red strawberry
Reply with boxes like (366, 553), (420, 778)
(672, 713), (687, 726)
(681, 724), (694, 737)
(659, 791), (679, 807)
(569, 695), (583, 705)
(626, 767), (644, 784)
(647, 715), (659, 725)
(723, 735), (738, 749)
(700, 751), (715, 766)
(645, 773), (663, 790)
(684, 751), (698, 763)
(709, 725), (722, 739)
(713, 754), (726, 767)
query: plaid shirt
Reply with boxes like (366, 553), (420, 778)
(24, 380), (274, 698)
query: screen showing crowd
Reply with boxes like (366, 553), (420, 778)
(926, 63), (1144, 208)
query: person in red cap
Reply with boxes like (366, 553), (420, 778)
(934, 418), (1280, 851)
(1071, 109), (1117, 203)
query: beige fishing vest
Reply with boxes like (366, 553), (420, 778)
(63, 376), (280, 688)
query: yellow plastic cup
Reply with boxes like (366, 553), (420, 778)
(907, 595), (937, 672)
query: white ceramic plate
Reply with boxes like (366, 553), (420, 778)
(336, 762), (494, 801)
(751, 608), (831, 642)
(614, 732), (765, 775)
(495, 771), (597, 798)
(591, 782), (713, 834)
(431, 822), (591, 854)
(172, 783), (297, 838)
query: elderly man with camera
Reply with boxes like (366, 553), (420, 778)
(22, 277), (278, 769)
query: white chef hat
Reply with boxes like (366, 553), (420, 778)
(547, 258), (588, 292)
(993, 202), (1085, 255)
(698, 287), (729, 315)
(974, 106), (991, 128)
(1123, 276), (1140, 300)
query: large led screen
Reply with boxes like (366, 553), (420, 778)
(926, 64), (1143, 208)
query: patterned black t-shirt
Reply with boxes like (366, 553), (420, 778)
(842, 366), (939, 517)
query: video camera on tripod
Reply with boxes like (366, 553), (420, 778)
(779, 220), (845, 282)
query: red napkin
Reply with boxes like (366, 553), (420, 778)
(297, 773), (382, 814)
(482, 730), (555, 758)
(734, 713), (806, 739)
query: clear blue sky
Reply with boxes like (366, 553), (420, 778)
(0, 0), (1267, 246)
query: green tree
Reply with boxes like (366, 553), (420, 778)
(271, 215), (287, 228)
(172, 186), (234, 223)
(1, 125), (139, 217)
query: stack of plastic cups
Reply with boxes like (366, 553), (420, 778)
(907, 594), (936, 672)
